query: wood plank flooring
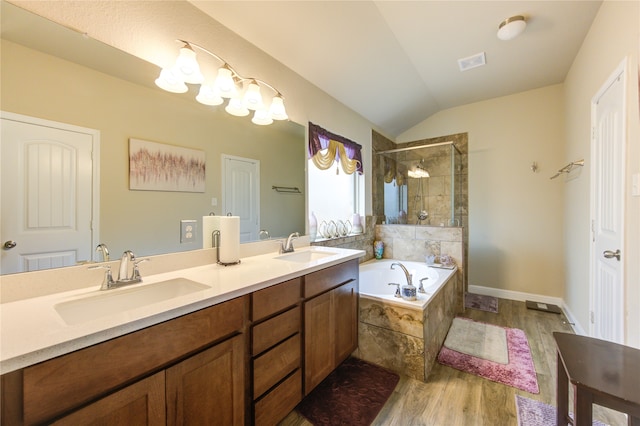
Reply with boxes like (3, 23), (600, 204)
(280, 298), (628, 426)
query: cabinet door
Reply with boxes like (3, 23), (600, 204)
(51, 372), (165, 426)
(166, 335), (244, 426)
(304, 290), (334, 394)
(334, 279), (358, 364)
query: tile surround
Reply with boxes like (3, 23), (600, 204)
(356, 271), (460, 381)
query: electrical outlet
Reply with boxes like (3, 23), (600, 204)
(180, 220), (197, 244)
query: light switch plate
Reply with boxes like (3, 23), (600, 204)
(632, 173), (640, 197)
(180, 220), (197, 244)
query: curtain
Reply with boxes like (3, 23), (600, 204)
(308, 122), (363, 175)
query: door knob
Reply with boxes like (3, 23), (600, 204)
(3, 240), (17, 250)
(603, 249), (621, 261)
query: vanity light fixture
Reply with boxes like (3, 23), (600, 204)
(155, 40), (288, 125)
(497, 15), (527, 41)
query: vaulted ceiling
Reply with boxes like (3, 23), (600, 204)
(191, 1), (602, 137)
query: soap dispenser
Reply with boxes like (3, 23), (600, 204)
(401, 281), (417, 301)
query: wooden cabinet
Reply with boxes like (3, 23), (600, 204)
(2, 296), (247, 426)
(251, 278), (302, 426)
(1, 258), (361, 425)
(166, 335), (245, 426)
(51, 372), (166, 426)
(304, 259), (359, 394)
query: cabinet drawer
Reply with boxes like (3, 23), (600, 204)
(253, 334), (300, 399)
(304, 259), (358, 298)
(252, 278), (301, 321)
(22, 296), (247, 425)
(252, 306), (300, 356)
(254, 369), (302, 426)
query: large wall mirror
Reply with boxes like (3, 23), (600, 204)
(0, 1), (306, 275)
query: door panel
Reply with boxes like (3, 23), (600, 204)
(590, 65), (625, 343)
(222, 155), (260, 242)
(1, 116), (95, 274)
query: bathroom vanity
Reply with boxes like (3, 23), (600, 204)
(0, 247), (362, 425)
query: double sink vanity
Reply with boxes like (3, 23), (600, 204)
(1, 245), (364, 425)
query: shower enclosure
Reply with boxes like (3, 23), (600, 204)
(377, 141), (462, 227)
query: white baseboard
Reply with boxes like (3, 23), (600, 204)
(468, 285), (586, 335)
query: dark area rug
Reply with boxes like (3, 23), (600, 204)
(465, 292), (499, 313)
(296, 357), (399, 426)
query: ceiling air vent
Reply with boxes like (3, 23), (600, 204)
(458, 52), (486, 71)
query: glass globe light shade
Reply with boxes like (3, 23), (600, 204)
(225, 96), (250, 117)
(174, 45), (204, 84)
(155, 68), (188, 93)
(269, 95), (288, 120)
(214, 66), (237, 98)
(242, 80), (263, 110)
(251, 109), (273, 126)
(196, 84), (224, 106)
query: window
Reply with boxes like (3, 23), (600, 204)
(307, 122), (363, 226)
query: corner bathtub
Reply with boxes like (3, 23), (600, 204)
(356, 258), (461, 381)
(358, 259), (452, 309)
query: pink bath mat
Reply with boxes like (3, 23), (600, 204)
(438, 317), (539, 393)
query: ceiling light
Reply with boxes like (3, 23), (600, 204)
(497, 15), (527, 41)
(155, 39), (287, 126)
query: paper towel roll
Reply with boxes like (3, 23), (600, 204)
(218, 216), (240, 264)
(202, 216), (221, 249)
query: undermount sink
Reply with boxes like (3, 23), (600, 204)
(55, 278), (210, 325)
(274, 249), (335, 263)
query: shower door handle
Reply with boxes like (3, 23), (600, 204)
(603, 249), (621, 261)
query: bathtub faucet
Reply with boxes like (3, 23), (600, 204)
(390, 262), (412, 288)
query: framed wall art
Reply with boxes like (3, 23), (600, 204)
(129, 138), (206, 192)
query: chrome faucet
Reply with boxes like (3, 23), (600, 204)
(117, 250), (136, 283)
(390, 262), (412, 287)
(280, 232), (300, 253)
(95, 243), (110, 262)
(259, 229), (270, 240)
(90, 250), (149, 290)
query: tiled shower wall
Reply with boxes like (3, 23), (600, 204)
(374, 224), (465, 290)
(372, 130), (468, 290)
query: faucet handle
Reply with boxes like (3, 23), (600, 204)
(131, 258), (150, 281)
(418, 277), (429, 293)
(388, 283), (401, 298)
(89, 264), (115, 290)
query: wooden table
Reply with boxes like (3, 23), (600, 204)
(553, 332), (640, 426)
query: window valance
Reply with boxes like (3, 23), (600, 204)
(308, 122), (363, 175)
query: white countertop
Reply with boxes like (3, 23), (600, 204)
(0, 246), (364, 374)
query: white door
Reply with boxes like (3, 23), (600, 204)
(222, 155), (260, 242)
(590, 61), (626, 343)
(1, 113), (98, 274)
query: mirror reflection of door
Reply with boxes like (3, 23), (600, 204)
(222, 155), (260, 242)
(1, 112), (98, 274)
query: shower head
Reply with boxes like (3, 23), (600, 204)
(408, 160), (430, 178)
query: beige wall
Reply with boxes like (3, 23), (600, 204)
(2, 39), (305, 255)
(397, 85), (566, 298)
(563, 0), (640, 346)
(9, 0), (376, 216)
